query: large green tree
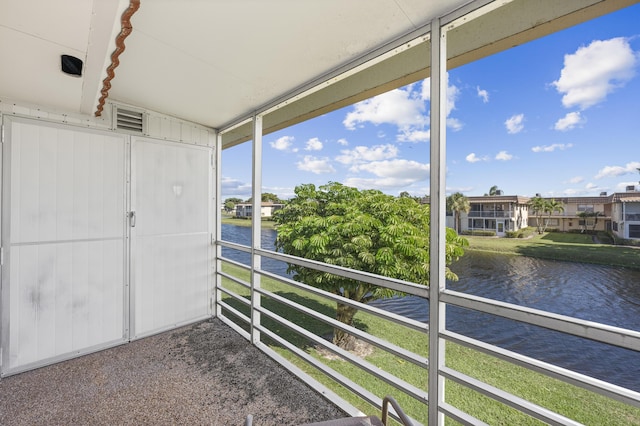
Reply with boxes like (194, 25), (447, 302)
(261, 192), (282, 203)
(274, 182), (468, 349)
(224, 197), (244, 212)
(447, 192), (470, 233)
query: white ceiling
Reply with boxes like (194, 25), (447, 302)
(0, 0), (636, 135)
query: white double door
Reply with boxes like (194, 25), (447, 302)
(1, 117), (212, 375)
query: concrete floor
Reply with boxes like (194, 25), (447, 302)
(0, 318), (346, 425)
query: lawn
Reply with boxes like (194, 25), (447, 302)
(219, 262), (640, 425)
(465, 231), (640, 270)
(221, 215), (276, 229)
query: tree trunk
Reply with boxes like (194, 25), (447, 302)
(333, 302), (359, 350)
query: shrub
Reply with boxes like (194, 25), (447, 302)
(462, 230), (496, 237)
(519, 227), (535, 238)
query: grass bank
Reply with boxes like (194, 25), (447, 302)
(221, 215), (276, 229)
(465, 232), (640, 270)
(220, 262), (640, 425)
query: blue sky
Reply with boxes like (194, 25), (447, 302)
(222, 4), (640, 201)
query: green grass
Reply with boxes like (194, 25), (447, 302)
(221, 215), (277, 229)
(465, 231), (640, 270)
(219, 262), (640, 425)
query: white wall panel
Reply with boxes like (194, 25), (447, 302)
(2, 117), (127, 375)
(132, 138), (211, 337)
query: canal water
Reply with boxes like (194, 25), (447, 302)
(221, 224), (640, 391)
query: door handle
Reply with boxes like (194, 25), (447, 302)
(129, 211), (136, 227)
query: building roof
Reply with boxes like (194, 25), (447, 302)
(466, 195), (531, 204)
(545, 196), (610, 204)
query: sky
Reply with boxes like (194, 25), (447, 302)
(222, 4), (640, 201)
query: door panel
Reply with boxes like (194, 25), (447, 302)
(2, 118), (127, 375)
(131, 138), (211, 338)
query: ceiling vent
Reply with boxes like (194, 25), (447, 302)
(115, 107), (144, 133)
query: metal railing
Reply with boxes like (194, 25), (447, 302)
(214, 239), (640, 425)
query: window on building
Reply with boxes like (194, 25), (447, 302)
(613, 222), (618, 231)
(578, 204), (594, 212)
(630, 224), (640, 239)
(547, 219), (559, 226)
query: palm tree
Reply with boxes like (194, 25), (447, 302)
(528, 196), (547, 234)
(577, 211), (590, 233)
(447, 192), (470, 233)
(484, 185), (500, 196)
(578, 210), (604, 233)
(591, 211), (603, 232)
(543, 198), (564, 232)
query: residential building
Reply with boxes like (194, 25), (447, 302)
(528, 195), (611, 233)
(460, 188), (640, 240)
(460, 195), (530, 236)
(611, 187), (640, 240)
(235, 202), (284, 219)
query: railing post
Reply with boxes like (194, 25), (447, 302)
(429, 16), (447, 426)
(214, 131), (223, 318)
(251, 114), (263, 344)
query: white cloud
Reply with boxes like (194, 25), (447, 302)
(466, 153), (488, 163)
(344, 159), (430, 189)
(304, 137), (323, 151)
(344, 77), (461, 142)
(477, 86), (489, 103)
(447, 84), (461, 117)
(495, 151), (513, 161)
(221, 176), (252, 197)
(554, 111), (586, 131)
(351, 159), (430, 179)
(270, 135), (297, 152)
(335, 144), (398, 166)
(567, 176), (584, 184)
(296, 155), (336, 174)
(398, 129), (430, 143)
(337, 138), (349, 146)
(447, 118), (464, 132)
(343, 88), (427, 131)
(420, 79), (431, 101)
(531, 143), (574, 153)
(553, 37), (638, 110)
(505, 114), (525, 134)
(616, 181), (639, 191)
(595, 161), (640, 179)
